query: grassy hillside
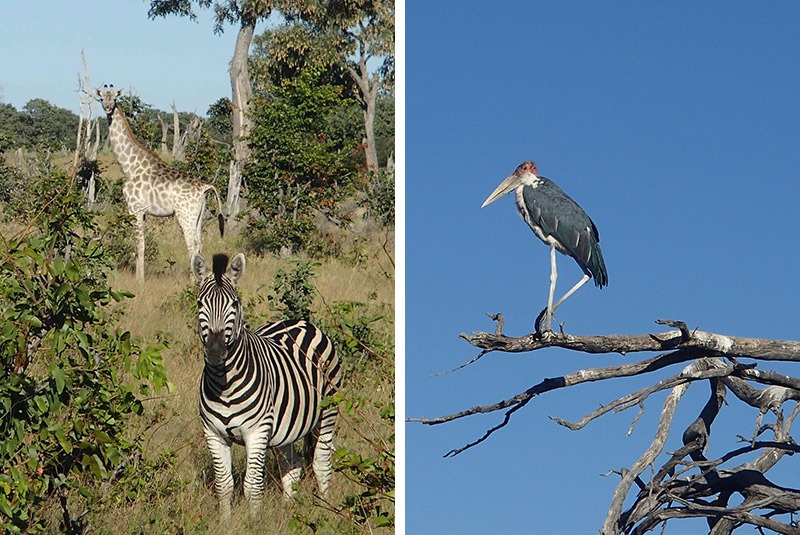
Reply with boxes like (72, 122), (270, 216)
(2, 151), (395, 534)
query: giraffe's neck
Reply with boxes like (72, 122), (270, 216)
(107, 107), (160, 180)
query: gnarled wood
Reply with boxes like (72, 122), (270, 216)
(410, 319), (800, 534)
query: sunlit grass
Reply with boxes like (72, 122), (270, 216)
(96, 214), (395, 533)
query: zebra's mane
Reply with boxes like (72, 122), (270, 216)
(212, 254), (229, 285)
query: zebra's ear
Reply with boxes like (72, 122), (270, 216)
(229, 253), (246, 284)
(191, 253), (208, 283)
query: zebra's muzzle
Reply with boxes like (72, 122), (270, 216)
(204, 330), (228, 365)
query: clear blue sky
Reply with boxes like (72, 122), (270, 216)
(406, 2), (800, 533)
(1, 1), (271, 116)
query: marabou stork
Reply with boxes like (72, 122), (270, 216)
(482, 161), (607, 331)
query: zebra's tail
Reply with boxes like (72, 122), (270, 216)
(302, 433), (315, 467)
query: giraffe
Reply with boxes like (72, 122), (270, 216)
(96, 84), (225, 282)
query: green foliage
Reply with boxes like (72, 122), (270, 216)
(115, 94), (161, 151)
(205, 97), (233, 146)
(268, 259), (319, 322)
(361, 169), (395, 227)
(244, 66), (359, 255)
(374, 93), (395, 167)
(0, 158), (18, 204)
(1, 154), (80, 220)
(173, 130), (231, 197)
(291, 399), (395, 532)
(0, 103), (20, 152)
(0, 98), (81, 152)
(324, 299), (391, 372)
(0, 160), (171, 533)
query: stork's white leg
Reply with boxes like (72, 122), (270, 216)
(552, 273), (591, 313)
(545, 243), (558, 331)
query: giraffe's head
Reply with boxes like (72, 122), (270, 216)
(96, 84), (124, 116)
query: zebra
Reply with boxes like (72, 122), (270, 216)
(191, 252), (341, 519)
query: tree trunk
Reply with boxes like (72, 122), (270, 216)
(157, 114), (169, 155)
(73, 50), (99, 209)
(171, 102), (184, 161)
(363, 84), (378, 169)
(348, 45), (380, 171)
(226, 16), (255, 227)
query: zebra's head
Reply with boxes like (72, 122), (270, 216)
(191, 252), (247, 366)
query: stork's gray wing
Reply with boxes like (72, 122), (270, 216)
(521, 178), (607, 287)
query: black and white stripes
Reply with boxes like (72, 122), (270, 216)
(191, 252), (341, 519)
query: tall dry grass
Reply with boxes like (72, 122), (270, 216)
(93, 216), (395, 534)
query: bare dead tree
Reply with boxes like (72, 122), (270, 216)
(72, 50), (101, 209)
(170, 102), (184, 161)
(409, 318), (800, 534)
(157, 113), (170, 155)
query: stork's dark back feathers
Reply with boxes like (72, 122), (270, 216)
(519, 177), (608, 287)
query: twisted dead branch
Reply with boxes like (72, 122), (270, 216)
(408, 318), (800, 534)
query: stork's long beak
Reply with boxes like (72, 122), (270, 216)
(481, 174), (521, 208)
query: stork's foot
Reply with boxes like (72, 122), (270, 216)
(534, 307), (554, 337)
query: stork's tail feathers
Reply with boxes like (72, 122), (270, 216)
(588, 244), (608, 288)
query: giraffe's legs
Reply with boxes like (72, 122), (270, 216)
(134, 213), (146, 283)
(177, 209), (203, 281)
(178, 208), (203, 257)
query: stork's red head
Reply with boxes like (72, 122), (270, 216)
(482, 159), (540, 208)
(516, 160), (538, 176)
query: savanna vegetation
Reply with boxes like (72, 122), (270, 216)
(0, 2), (394, 533)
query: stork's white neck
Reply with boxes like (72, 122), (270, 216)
(518, 172), (541, 187)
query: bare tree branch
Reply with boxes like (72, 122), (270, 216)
(410, 319), (800, 534)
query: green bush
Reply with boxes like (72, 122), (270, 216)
(324, 300), (391, 373)
(361, 169), (395, 228)
(244, 66), (359, 255)
(268, 259), (319, 322)
(0, 162), (171, 533)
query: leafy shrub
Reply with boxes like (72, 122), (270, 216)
(0, 158), (18, 204)
(99, 212), (159, 273)
(0, 162), (170, 533)
(290, 398), (395, 532)
(244, 66), (359, 255)
(332, 399), (395, 529)
(242, 212), (318, 258)
(1, 154), (74, 220)
(268, 259), (319, 321)
(324, 300), (392, 372)
(360, 169), (395, 228)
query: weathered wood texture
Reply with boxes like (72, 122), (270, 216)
(410, 318), (800, 534)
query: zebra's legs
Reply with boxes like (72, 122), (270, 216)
(277, 444), (302, 499)
(242, 432), (269, 516)
(312, 407), (338, 497)
(205, 431), (234, 520)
